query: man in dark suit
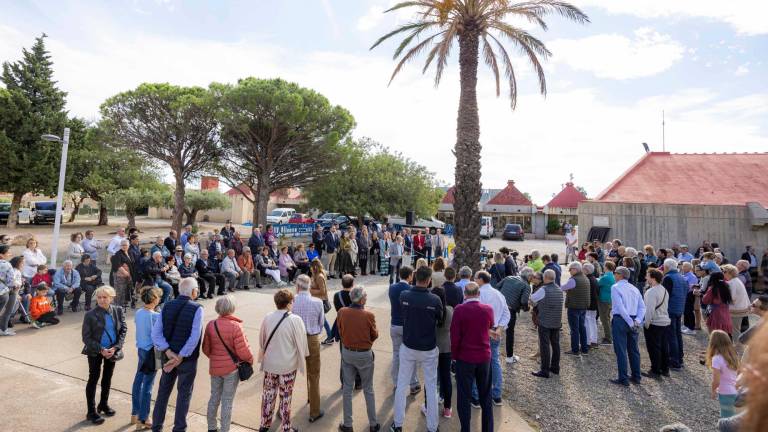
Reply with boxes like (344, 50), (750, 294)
(164, 230), (178, 254)
(195, 249), (219, 299)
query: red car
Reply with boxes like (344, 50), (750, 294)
(288, 213), (315, 224)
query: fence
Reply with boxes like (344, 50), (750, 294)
(257, 223), (454, 238)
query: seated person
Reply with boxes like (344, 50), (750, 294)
(255, 246), (283, 285)
(293, 243), (311, 275)
(306, 243), (320, 264)
(31, 264), (53, 297)
(76, 254), (103, 311)
(52, 260), (81, 315)
(29, 283), (60, 328)
(164, 255), (181, 298)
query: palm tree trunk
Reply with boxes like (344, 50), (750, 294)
(453, 31), (482, 270)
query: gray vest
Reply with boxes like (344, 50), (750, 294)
(537, 283), (564, 329)
(565, 272), (590, 310)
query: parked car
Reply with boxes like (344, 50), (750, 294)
(480, 216), (495, 239)
(386, 216), (445, 231)
(0, 203), (19, 224)
(266, 207), (296, 224)
(502, 223), (525, 241)
(29, 201), (57, 224)
(317, 212), (351, 230)
(288, 213), (315, 224)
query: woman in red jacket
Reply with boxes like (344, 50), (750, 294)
(202, 295), (254, 432)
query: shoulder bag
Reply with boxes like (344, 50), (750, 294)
(260, 311), (291, 361)
(103, 308), (124, 362)
(214, 320), (254, 381)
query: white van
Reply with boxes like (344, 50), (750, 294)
(266, 207), (296, 224)
(480, 216), (495, 238)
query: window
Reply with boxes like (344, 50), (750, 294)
(34, 202), (56, 211)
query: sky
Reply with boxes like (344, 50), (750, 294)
(1, 0), (766, 205)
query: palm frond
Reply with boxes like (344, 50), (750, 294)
(496, 27), (547, 96)
(393, 23), (440, 59)
(488, 33), (518, 108)
(481, 36), (501, 96)
(386, 1), (437, 14)
(388, 31), (446, 85)
(370, 22), (437, 50)
(505, 0), (590, 24)
(491, 21), (551, 58)
(433, 22), (458, 86)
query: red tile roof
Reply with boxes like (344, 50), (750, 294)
(595, 152), (768, 207)
(487, 180), (533, 206)
(547, 182), (587, 209)
(441, 186), (455, 204)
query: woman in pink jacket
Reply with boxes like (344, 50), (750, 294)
(202, 295), (254, 432)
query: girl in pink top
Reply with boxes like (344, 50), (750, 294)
(707, 330), (740, 418)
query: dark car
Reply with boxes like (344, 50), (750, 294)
(29, 201), (57, 224)
(317, 212), (351, 230)
(502, 223), (525, 241)
(0, 203), (13, 224)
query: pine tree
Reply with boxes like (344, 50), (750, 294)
(0, 34), (68, 227)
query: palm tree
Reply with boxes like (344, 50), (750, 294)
(372, 0), (589, 269)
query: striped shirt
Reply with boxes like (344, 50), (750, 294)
(293, 291), (324, 335)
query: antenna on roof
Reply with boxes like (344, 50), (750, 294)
(662, 110), (666, 152)
(642, 142), (650, 153)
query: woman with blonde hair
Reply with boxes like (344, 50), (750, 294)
(131, 287), (161, 429)
(22, 238), (47, 285)
(706, 330), (740, 418)
(310, 258), (334, 345)
(722, 264), (750, 342)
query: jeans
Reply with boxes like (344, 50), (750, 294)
(667, 313), (683, 368)
(505, 311), (517, 357)
(644, 324), (669, 375)
(394, 345), (438, 432)
(323, 318), (333, 340)
(131, 349), (157, 422)
(0, 291), (15, 331)
(207, 371), (239, 432)
(155, 278), (172, 304)
(719, 393), (738, 418)
(538, 326), (561, 376)
(612, 316), (641, 383)
(389, 325), (419, 388)
(455, 359), (493, 432)
(86, 354), (116, 413)
(598, 301), (612, 342)
(152, 359), (198, 432)
(567, 309), (588, 353)
(388, 258), (402, 285)
(472, 338), (502, 400)
(341, 348), (377, 428)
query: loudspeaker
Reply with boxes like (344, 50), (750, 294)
(405, 210), (415, 226)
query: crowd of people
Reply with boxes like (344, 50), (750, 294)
(2, 224), (768, 432)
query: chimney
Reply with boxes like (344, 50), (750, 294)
(507, 180), (515, 186)
(201, 176), (219, 191)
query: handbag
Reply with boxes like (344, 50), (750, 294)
(322, 299), (332, 314)
(140, 347), (158, 374)
(214, 320), (254, 381)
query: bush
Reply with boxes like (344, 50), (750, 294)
(547, 218), (561, 234)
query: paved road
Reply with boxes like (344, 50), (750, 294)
(0, 274), (534, 432)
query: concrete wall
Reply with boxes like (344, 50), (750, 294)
(578, 201), (768, 260)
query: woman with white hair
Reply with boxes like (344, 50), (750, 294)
(203, 295), (253, 432)
(22, 238), (47, 285)
(110, 239), (134, 309)
(722, 264), (750, 343)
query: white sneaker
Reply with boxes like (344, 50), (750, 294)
(506, 355), (520, 364)
(681, 327), (696, 335)
(1, 329), (16, 336)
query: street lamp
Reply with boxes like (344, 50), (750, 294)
(40, 127), (70, 269)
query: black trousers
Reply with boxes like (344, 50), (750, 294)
(538, 326), (561, 376)
(505, 310), (518, 357)
(198, 274), (216, 297)
(82, 283), (98, 309)
(683, 292), (696, 330)
(152, 358), (197, 432)
(644, 324), (669, 375)
(455, 359), (492, 432)
(37, 311), (59, 325)
(55, 288), (82, 314)
(359, 257), (368, 275)
(86, 354), (115, 413)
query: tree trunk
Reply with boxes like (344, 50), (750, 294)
(185, 209), (198, 227)
(453, 30), (482, 270)
(6, 192), (23, 228)
(253, 175), (270, 227)
(172, 173), (186, 233)
(97, 203), (109, 226)
(68, 196), (84, 223)
(126, 209), (137, 229)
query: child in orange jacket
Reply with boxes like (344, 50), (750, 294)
(30, 284), (59, 328)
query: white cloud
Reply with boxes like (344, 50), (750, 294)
(574, 0), (768, 35)
(357, 5), (386, 32)
(1, 23), (765, 204)
(548, 28), (684, 80)
(735, 64), (750, 76)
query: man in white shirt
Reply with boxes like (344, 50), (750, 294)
(610, 266), (646, 387)
(81, 230), (102, 264)
(473, 270), (510, 406)
(220, 249), (242, 292)
(106, 227), (126, 258)
(565, 231), (577, 264)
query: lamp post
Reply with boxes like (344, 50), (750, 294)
(41, 127), (70, 269)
